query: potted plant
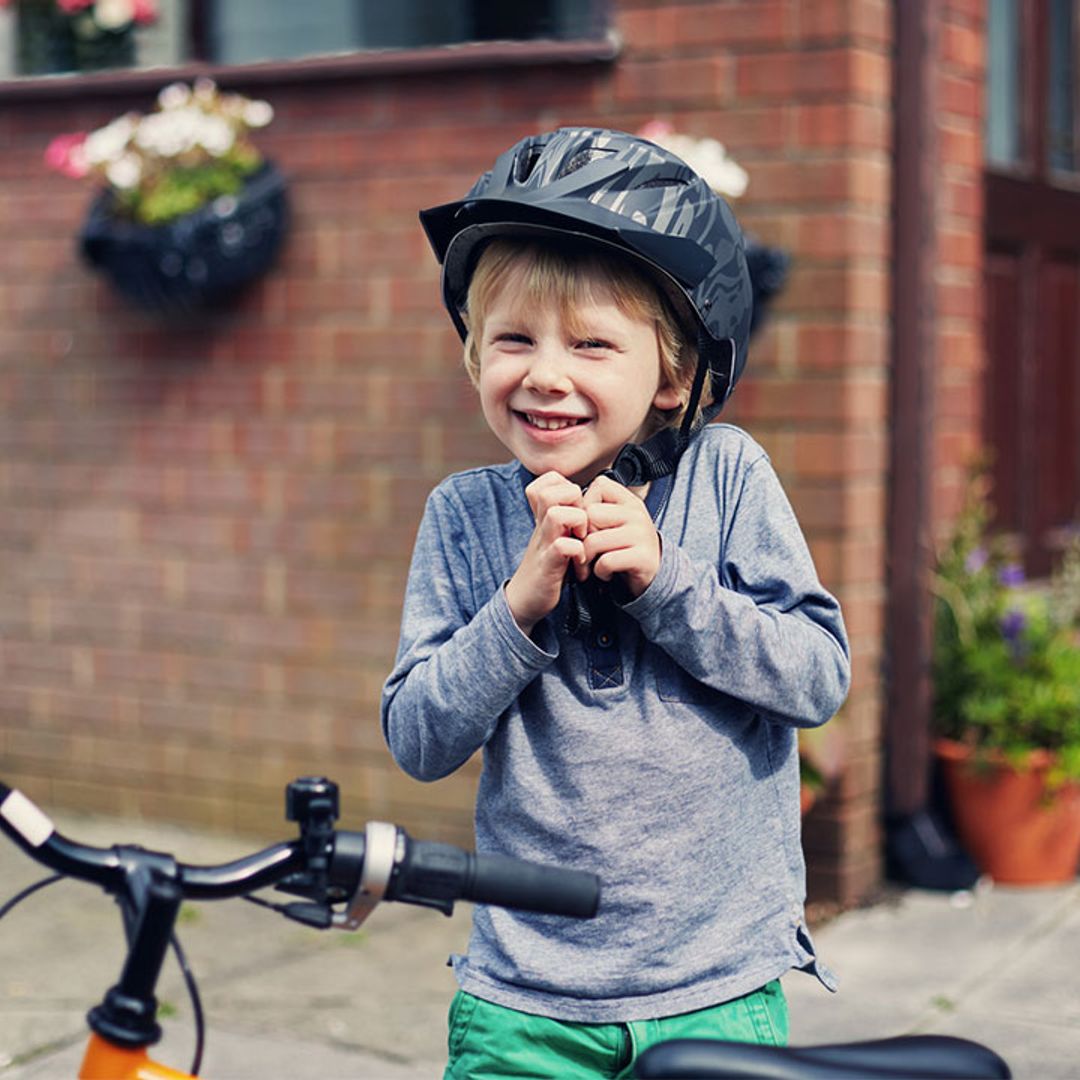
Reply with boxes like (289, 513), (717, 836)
(44, 78), (288, 312)
(931, 473), (1080, 884)
(1, 0), (157, 76)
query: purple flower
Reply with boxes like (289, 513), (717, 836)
(1000, 607), (1029, 660)
(965, 547), (988, 573)
(1001, 608), (1026, 640)
(998, 563), (1025, 587)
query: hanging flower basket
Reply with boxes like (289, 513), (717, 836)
(8, 0), (155, 77)
(45, 79), (286, 312)
(79, 159), (288, 312)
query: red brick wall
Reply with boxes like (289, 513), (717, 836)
(932, 0), (987, 529)
(0, 1), (903, 903)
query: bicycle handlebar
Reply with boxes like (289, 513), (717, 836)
(0, 779), (601, 921)
(390, 840), (600, 918)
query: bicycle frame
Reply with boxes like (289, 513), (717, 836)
(80, 1033), (192, 1080)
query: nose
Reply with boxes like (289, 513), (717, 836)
(522, 341), (571, 394)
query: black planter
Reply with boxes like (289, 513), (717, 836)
(79, 162), (289, 313)
(745, 241), (790, 338)
(16, 1), (76, 75)
(72, 25), (136, 72)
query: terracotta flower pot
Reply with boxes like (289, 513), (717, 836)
(935, 737), (1080, 885)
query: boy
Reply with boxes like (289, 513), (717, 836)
(381, 127), (850, 1079)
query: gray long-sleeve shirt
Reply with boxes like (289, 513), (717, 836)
(381, 424), (850, 1022)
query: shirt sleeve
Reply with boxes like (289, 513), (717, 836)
(623, 456), (850, 728)
(380, 487), (558, 781)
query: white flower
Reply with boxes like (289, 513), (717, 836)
(157, 82), (192, 111)
(640, 125), (749, 199)
(106, 153), (142, 189)
(243, 101), (274, 128)
(666, 133), (749, 198)
(93, 0), (136, 31)
(196, 115), (235, 156)
(193, 77), (218, 103)
(84, 114), (136, 165)
(133, 109), (191, 158)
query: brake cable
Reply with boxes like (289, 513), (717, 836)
(0, 873), (63, 919)
(0, 875), (206, 1077)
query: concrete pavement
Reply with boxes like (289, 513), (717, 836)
(1, 809), (1077, 1079)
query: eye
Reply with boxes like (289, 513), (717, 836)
(575, 337), (615, 353)
(491, 331), (533, 348)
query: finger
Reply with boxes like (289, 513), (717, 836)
(592, 547), (649, 581)
(582, 474), (633, 505)
(551, 535), (586, 565)
(583, 521), (652, 557)
(585, 502), (642, 531)
(527, 473), (584, 519)
(542, 504), (589, 541)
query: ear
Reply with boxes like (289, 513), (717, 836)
(652, 378), (683, 412)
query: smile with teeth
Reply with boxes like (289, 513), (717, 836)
(520, 412), (588, 431)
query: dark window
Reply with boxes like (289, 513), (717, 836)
(1, 0), (608, 80)
(201, 0), (606, 66)
(986, 0), (1024, 168)
(1047, 0), (1078, 172)
(984, 0), (1080, 179)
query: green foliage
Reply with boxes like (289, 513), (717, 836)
(45, 79), (274, 227)
(120, 152), (259, 225)
(932, 475), (1080, 781)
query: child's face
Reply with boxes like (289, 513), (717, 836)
(476, 278), (681, 487)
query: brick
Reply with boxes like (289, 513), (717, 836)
(941, 175), (984, 220)
(796, 0), (893, 47)
(792, 102), (891, 150)
(941, 19), (985, 73)
(794, 211), (890, 259)
(938, 71), (982, 119)
(937, 227), (982, 270)
(939, 124), (983, 170)
(791, 429), (888, 480)
(613, 55), (736, 107)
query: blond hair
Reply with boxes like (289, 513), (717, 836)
(461, 239), (702, 433)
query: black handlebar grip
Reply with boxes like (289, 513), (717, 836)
(465, 853), (600, 918)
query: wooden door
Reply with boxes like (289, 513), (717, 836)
(984, 0), (1080, 575)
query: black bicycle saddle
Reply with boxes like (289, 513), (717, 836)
(633, 1034), (1011, 1079)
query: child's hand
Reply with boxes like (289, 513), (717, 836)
(506, 472), (588, 635)
(582, 475), (662, 599)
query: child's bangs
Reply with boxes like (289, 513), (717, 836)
(470, 239), (663, 333)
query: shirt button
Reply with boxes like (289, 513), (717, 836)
(596, 632), (612, 647)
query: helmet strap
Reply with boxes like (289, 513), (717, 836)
(599, 336), (734, 488)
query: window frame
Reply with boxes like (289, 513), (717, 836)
(0, 3), (618, 102)
(985, 0), (1080, 189)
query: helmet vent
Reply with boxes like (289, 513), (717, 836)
(514, 148), (542, 183)
(559, 147), (614, 177)
(638, 177), (690, 190)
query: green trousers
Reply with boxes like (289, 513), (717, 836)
(444, 980), (788, 1079)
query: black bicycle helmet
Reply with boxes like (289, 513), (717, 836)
(419, 126), (754, 486)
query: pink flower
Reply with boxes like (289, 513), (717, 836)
(56, 0), (96, 12)
(44, 132), (89, 179)
(132, 0), (157, 24)
(638, 120), (674, 142)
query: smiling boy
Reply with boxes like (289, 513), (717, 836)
(381, 128), (850, 1079)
